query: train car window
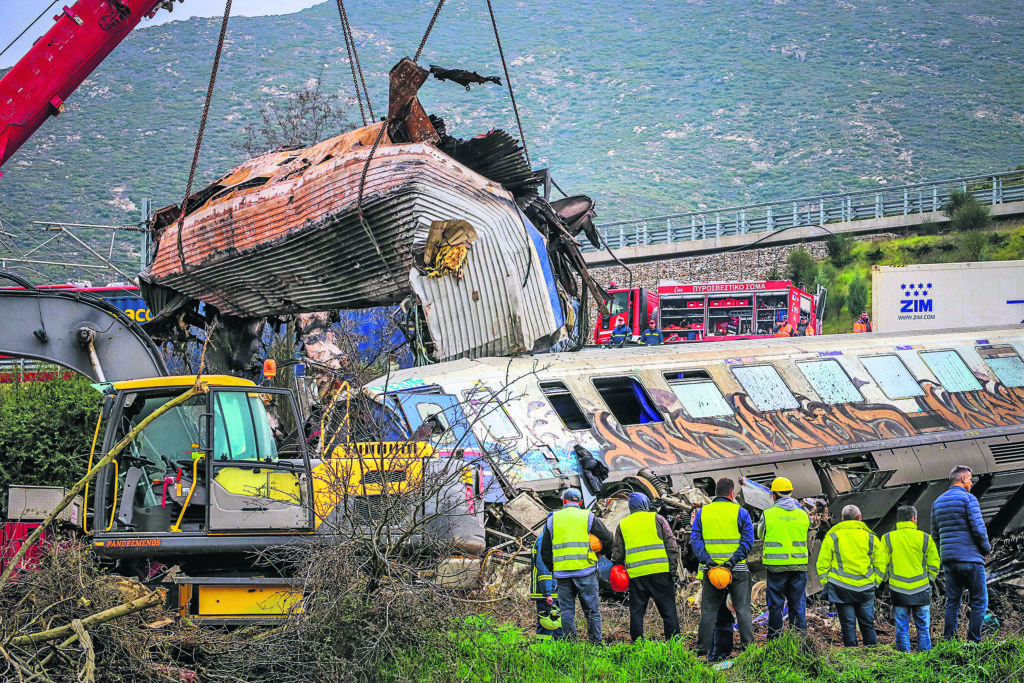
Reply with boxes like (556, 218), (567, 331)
(732, 365), (799, 411)
(540, 381), (591, 431)
(414, 402), (456, 445)
(663, 371), (733, 418)
(796, 359), (863, 404)
(592, 377), (664, 425)
(860, 354), (924, 399)
(920, 350), (982, 392)
(462, 387), (521, 440)
(987, 356), (1024, 387)
(977, 346), (1024, 388)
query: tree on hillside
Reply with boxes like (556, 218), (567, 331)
(825, 233), (854, 267)
(786, 247), (817, 288)
(847, 276), (869, 316)
(942, 188), (992, 233)
(240, 69), (356, 158)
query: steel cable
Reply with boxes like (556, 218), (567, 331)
(174, 0), (232, 275)
(484, 0), (530, 167)
(337, 0), (374, 121)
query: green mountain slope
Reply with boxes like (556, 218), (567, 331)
(1, 0), (1022, 278)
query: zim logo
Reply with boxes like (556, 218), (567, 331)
(899, 282), (933, 313)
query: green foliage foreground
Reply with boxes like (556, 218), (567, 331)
(383, 620), (1024, 683)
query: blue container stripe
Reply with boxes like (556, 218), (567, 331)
(521, 213), (565, 329)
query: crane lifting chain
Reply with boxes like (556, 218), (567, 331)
(175, 0), (232, 275)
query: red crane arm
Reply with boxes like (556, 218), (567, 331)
(0, 0), (167, 173)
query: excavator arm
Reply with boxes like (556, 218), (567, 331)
(0, 0), (173, 171)
(0, 272), (166, 381)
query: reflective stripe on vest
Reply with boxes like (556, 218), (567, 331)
(823, 530), (878, 592)
(762, 504), (811, 566)
(551, 506), (596, 574)
(700, 500), (744, 568)
(883, 529), (932, 596)
(619, 511), (670, 578)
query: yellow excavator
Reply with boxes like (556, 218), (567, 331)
(0, 276), (484, 623)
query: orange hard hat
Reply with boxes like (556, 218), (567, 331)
(589, 533), (603, 553)
(708, 566), (733, 590)
(610, 564), (630, 593)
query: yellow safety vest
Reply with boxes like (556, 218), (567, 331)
(762, 502), (810, 568)
(700, 500), (745, 569)
(883, 521), (937, 597)
(818, 520), (884, 593)
(551, 506), (597, 574)
(619, 511), (670, 578)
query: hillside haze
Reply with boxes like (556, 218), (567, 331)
(1, 0), (1022, 277)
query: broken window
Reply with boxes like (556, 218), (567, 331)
(860, 354), (924, 400)
(663, 371), (733, 418)
(732, 365), (799, 411)
(540, 381), (591, 431)
(462, 387), (521, 441)
(797, 359), (863, 404)
(978, 346), (1024, 388)
(592, 377), (663, 426)
(414, 401), (456, 445)
(920, 350), (982, 393)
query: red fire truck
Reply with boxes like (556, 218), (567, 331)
(594, 280), (820, 344)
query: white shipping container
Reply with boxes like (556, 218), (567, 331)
(872, 261), (1024, 332)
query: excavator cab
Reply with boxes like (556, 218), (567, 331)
(92, 376), (314, 564)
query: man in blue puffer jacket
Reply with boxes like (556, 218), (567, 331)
(931, 465), (991, 642)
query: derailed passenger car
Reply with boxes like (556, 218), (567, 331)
(365, 325), (1024, 538)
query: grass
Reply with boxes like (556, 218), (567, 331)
(818, 222), (1024, 334)
(732, 632), (1024, 683)
(383, 619), (1024, 683)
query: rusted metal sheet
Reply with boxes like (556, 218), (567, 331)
(144, 129), (526, 317)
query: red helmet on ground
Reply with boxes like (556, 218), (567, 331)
(610, 564), (629, 593)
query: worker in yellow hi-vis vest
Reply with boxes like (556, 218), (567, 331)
(540, 488), (614, 644)
(883, 505), (939, 652)
(610, 492), (680, 642)
(691, 477), (755, 661)
(756, 477), (810, 640)
(817, 504), (889, 647)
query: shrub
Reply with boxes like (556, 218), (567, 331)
(0, 371), (100, 516)
(943, 188), (992, 232)
(847, 276), (869, 316)
(956, 230), (988, 262)
(765, 265), (783, 280)
(786, 247), (817, 288)
(825, 233), (854, 267)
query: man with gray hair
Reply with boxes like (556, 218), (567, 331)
(931, 465), (991, 642)
(816, 504), (888, 647)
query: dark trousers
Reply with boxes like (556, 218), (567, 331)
(556, 572), (602, 644)
(627, 572), (680, 642)
(766, 570), (807, 639)
(942, 561), (988, 642)
(698, 571), (754, 656)
(709, 603), (735, 662)
(836, 597), (877, 647)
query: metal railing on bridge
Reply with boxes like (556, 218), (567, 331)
(586, 169), (1024, 252)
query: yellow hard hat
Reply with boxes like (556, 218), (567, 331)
(589, 533), (603, 553)
(708, 566), (732, 590)
(770, 477), (794, 494)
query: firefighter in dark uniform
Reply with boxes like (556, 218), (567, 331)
(640, 319), (664, 345)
